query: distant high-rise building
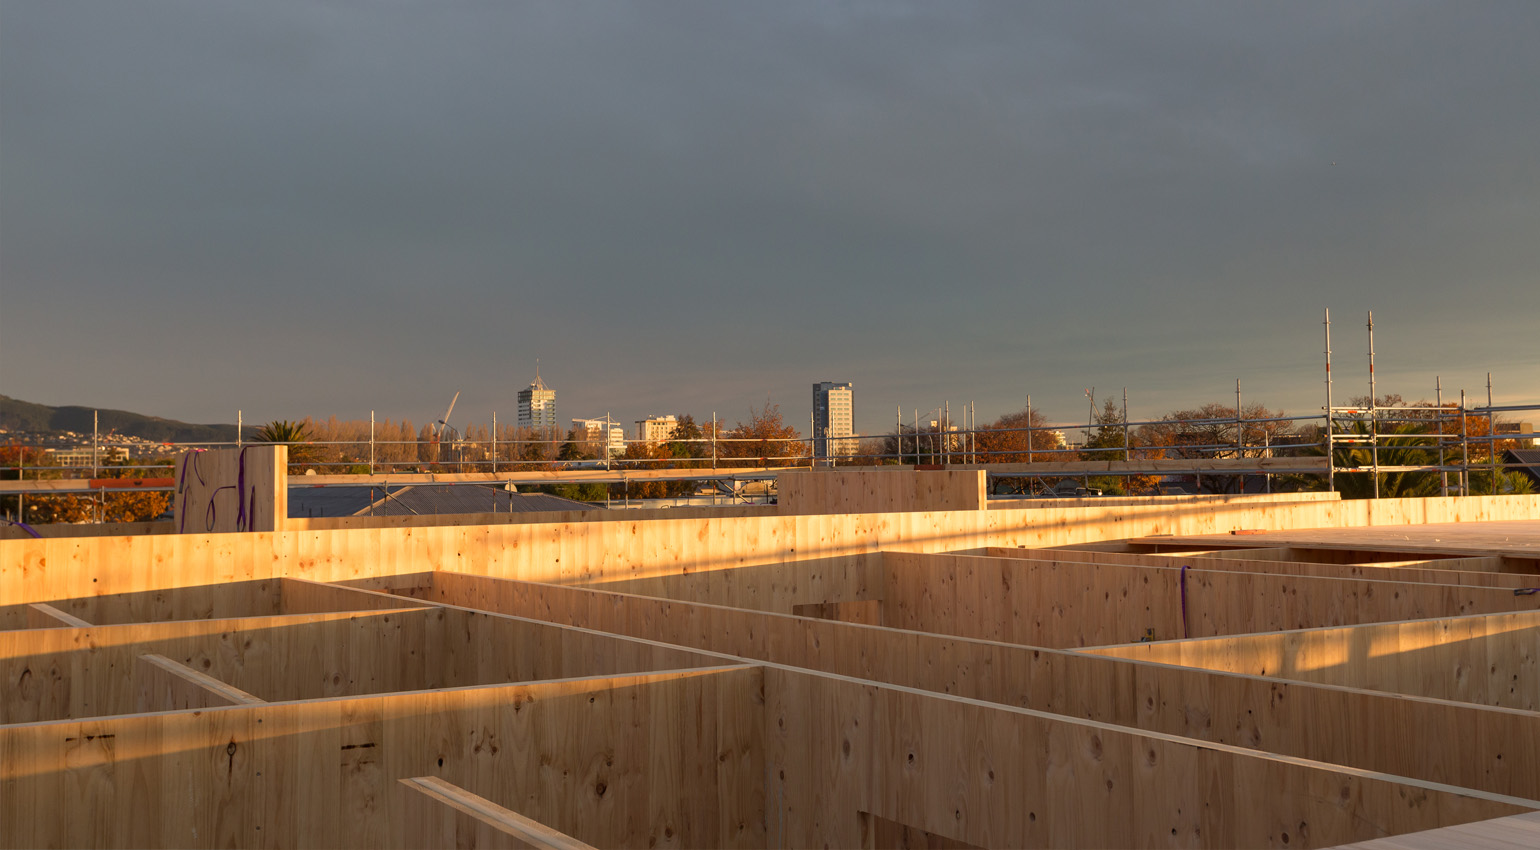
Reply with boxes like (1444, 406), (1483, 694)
(635, 415), (680, 445)
(572, 417), (626, 457)
(812, 381), (855, 460)
(518, 374), (557, 436)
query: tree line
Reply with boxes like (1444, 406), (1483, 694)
(5, 395), (1528, 524)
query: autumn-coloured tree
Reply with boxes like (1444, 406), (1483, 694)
(1136, 402), (1294, 494)
(1, 449), (173, 525)
(971, 407), (1060, 465)
(719, 405), (807, 468)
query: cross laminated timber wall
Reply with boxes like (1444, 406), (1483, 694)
(3, 464), (1540, 848)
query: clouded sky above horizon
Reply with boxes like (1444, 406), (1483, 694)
(3, 1), (1537, 434)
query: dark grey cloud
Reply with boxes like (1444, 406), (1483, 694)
(3, 1), (1537, 433)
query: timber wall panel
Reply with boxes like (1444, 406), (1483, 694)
(1085, 610), (1540, 711)
(171, 446), (285, 534)
(0, 667), (766, 850)
(409, 571), (1540, 801)
(8, 495), (1540, 609)
(989, 546), (1540, 589)
(882, 552), (1540, 647)
(779, 469), (988, 515)
(0, 607), (732, 724)
(289, 504), (772, 532)
(761, 666), (1536, 849)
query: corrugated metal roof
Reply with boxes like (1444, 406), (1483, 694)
(1504, 449), (1540, 486)
(287, 485), (599, 518)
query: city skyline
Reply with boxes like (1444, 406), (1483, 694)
(2, 4), (1536, 434)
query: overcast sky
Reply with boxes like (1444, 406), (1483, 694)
(3, 1), (1537, 435)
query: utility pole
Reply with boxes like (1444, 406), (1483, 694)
(1084, 388), (1095, 489)
(1025, 394), (1033, 466)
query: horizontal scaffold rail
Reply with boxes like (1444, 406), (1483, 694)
(0, 457), (1334, 494)
(965, 457), (1329, 476)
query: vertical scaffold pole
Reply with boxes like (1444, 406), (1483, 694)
(1488, 373), (1498, 494)
(1460, 389), (1470, 496)
(1324, 308), (1334, 493)
(1367, 310), (1378, 499)
(1435, 379), (1446, 496)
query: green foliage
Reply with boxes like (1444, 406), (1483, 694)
(557, 430), (593, 462)
(1080, 399), (1127, 462)
(545, 482), (609, 503)
(1085, 475), (1126, 496)
(252, 420), (312, 443)
(251, 420), (320, 470)
(1327, 420), (1442, 499)
(665, 415), (707, 460)
(1466, 467), (1536, 496)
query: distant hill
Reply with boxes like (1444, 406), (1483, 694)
(0, 395), (238, 443)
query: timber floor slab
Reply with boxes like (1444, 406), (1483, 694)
(1330, 810), (1540, 849)
(1152, 519), (1540, 558)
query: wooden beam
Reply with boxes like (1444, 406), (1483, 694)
(135, 653), (265, 712)
(963, 456), (1331, 475)
(399, 776), (598, 850)
(298, 467), (786, 486)
(25, 603), (92, 629)
(0, 478), (175, 494)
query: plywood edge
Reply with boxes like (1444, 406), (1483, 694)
(136, 653), (266, 711)
(26, 603), (93, 629)
(398, 776), (599, 850)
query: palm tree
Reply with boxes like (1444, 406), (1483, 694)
(252, 420), (311, 444)
(1328, 420), (1441, 499)
(251, 420), (319, 471)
